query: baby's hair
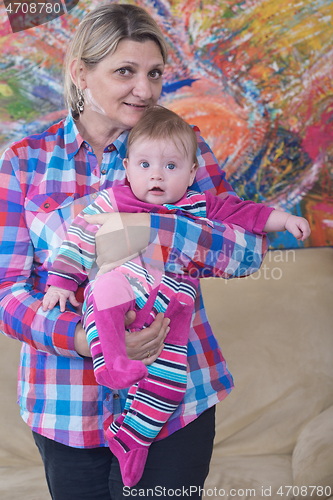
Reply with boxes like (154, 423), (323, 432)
(127, 105), (198, 167)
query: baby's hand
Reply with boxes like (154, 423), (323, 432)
(285, 215), (311, 241)
(43, 286), (80, 313)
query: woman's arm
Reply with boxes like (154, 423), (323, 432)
(146, 213), (267, 278)
(86, 210), (267, 279)
(0, 148), (81, 358)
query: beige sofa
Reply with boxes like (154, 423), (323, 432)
(203, 247), (333, 499)
(0, 248), (332, 500)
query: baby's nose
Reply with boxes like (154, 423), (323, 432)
(150, 168), (163, 180)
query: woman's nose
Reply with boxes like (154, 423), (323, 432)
(132, 75), (153, 100)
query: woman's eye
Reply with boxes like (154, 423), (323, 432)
(166, 163), (176, 170)
(117, 67), (131, 76)
(149, 69), (162, 80)
(140, 161), (150, 169)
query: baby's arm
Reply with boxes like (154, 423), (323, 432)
(43, 286), (80, 313)
(263, 210), (311, 241)
(204, 191), (310, 241)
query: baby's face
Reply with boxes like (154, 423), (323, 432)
(123, 136), (198, 205)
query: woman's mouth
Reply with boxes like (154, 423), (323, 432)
(124, 103), (147, 109)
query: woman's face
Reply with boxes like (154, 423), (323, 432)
(79, 39), (165, 133)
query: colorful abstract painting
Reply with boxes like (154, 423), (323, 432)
(1, 0), (332, 248)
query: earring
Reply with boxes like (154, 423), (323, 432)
(76, 88), (84, 114)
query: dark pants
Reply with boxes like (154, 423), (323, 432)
(33, 405), (215, 500)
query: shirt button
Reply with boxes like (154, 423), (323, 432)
(44, 202), (50, 209)
(92, 193), (98, 199)
(101, 169), (107, 175)
(113, 393), (120, 400)
(107, 145), (115, 152)
(84, 142), (90, 150)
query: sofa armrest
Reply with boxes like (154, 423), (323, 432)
(292, 405), (333, 500)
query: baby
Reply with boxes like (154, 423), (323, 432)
(43, 105), (310, 486)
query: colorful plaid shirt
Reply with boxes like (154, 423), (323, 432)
(0, 114), (268, 448)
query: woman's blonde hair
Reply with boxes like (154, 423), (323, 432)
(127, 105), (199, 167)
(64, 3), (168, 114)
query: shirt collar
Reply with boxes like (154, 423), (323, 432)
(63, 114), (84, 160)
(112, 130), (129, 159)
(64, 114), (129, 160)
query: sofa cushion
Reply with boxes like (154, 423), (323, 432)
(205, 454), (293, 499)
(292, 405), (333, 500)
(0, 466), (49, 500)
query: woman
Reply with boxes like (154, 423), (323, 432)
(0, 4), (267, 499)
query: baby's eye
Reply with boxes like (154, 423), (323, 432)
(140, 161), (150, 169)
(166, 163), (176, 170)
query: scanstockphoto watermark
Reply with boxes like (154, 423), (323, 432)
(165, 248), (296, 282)
(123, 485), (332, 497)
(123, 486), (257, 497)
(234, 249), (297, 282)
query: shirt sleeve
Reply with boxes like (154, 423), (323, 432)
(142, 128), (268, 279)
(47, 212), (100, 290)
(47, 189), (118, 290)
(145, 212), (268, 279)
(204, 191), (275, 235)
(0, 148), (80, 358)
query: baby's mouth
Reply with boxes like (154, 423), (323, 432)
(150, 187), (164, 192)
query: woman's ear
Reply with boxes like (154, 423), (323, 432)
(69, 58), (88, 90)
(188, 163), (199, 186)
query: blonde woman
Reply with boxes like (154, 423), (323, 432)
(0, 4), (268, 499)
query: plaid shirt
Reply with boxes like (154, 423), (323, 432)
(0, 114), (267, 448)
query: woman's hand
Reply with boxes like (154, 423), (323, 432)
(74, 312), (170, 364)
(84, 212), (151, 272)
(125, 311), (170, 365)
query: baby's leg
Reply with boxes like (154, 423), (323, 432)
(106, 292), (194, 487)
(83, 271), (148, 390)
(106, 341), (188, 487)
